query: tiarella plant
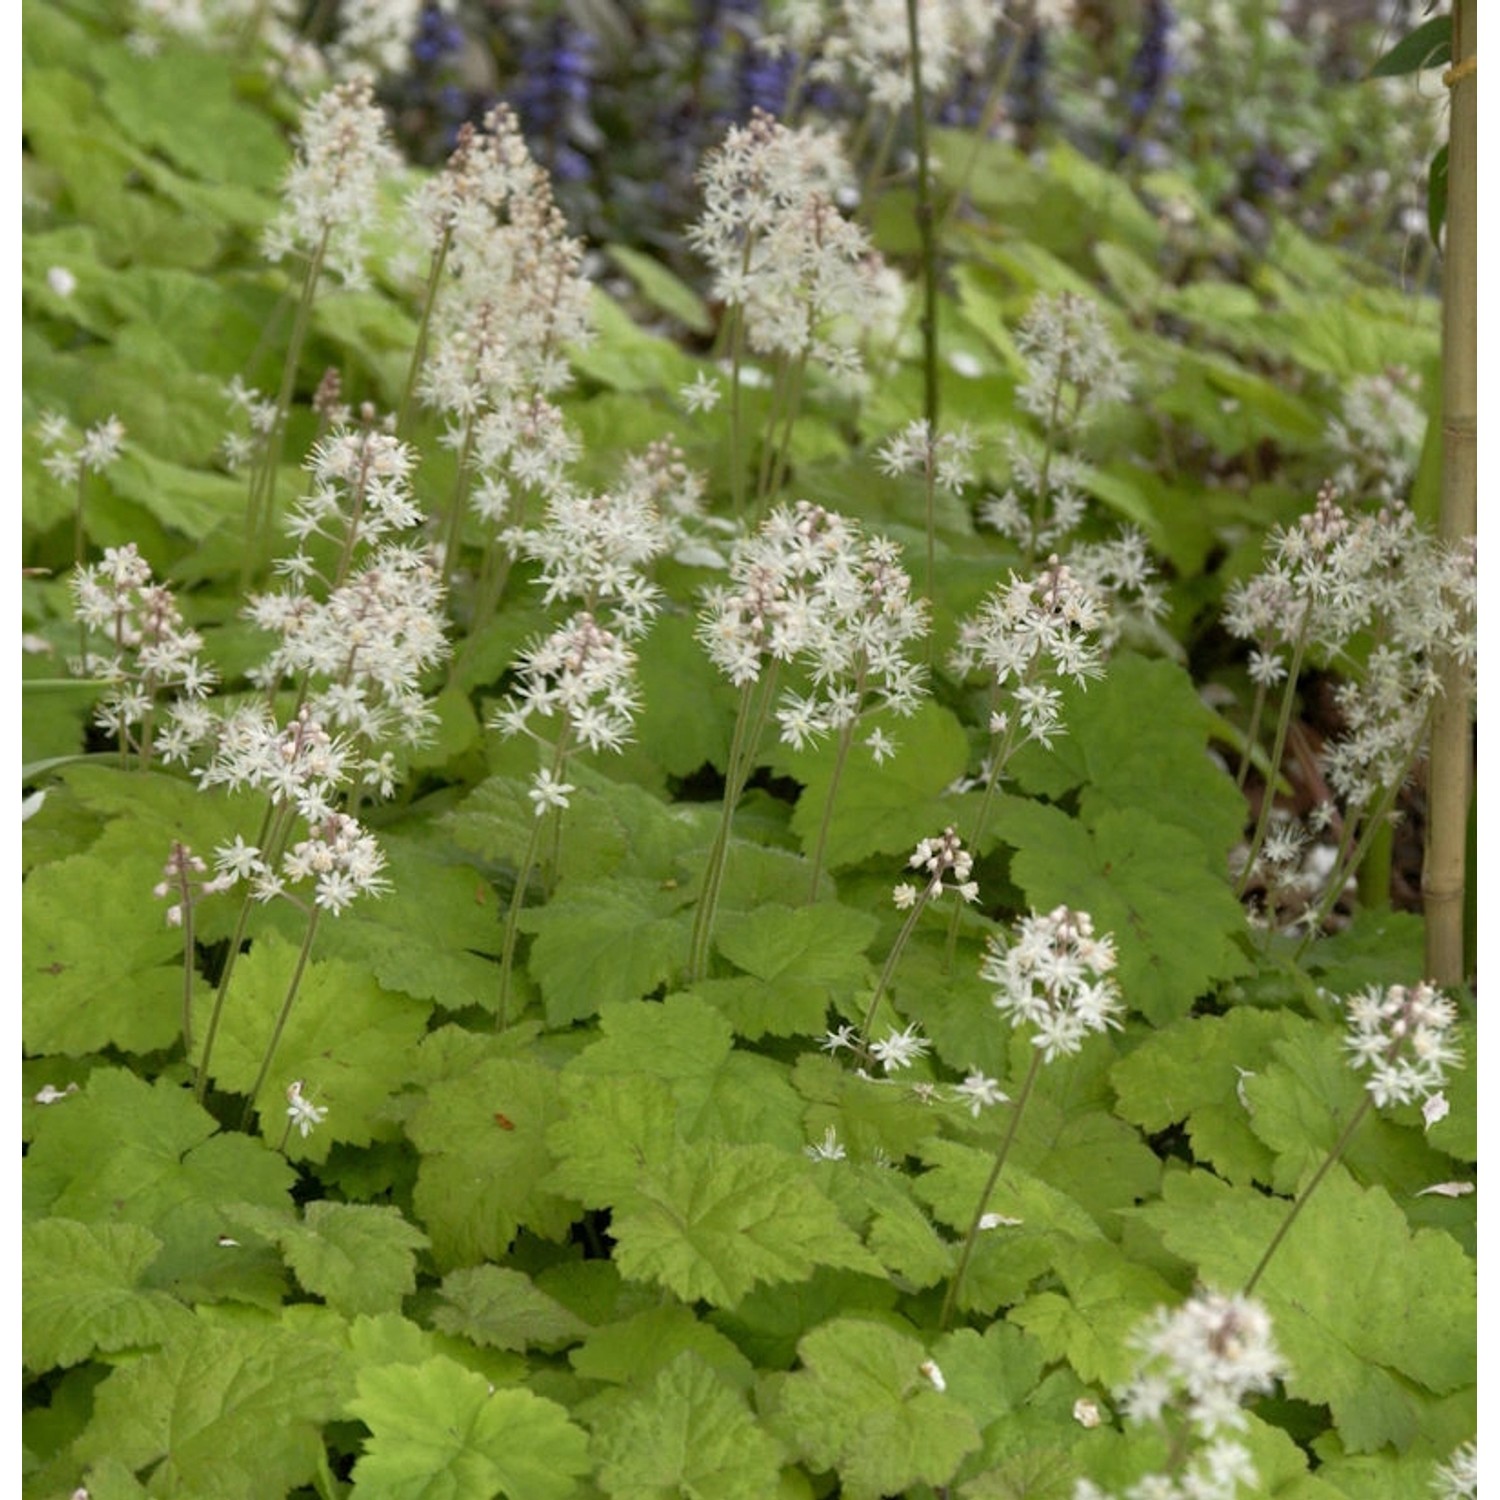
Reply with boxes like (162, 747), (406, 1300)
(22, 5), (1474, 1499)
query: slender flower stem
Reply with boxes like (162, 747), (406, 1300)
(854, 886), (935, 1066)
(240, 905), (322, 1131)
(246, 229), (330, 586)
(1235, 677), (1271, 792)
(497, 734), (573, 1030)
(440, 417), (478, 590)
(940, 1047), (1044, 1331)
(1236, 603), (1314, 897)
(807, 718), (858, 902)
(178, 887), (196, 1061)
(689, 671), (777, 981)
(1243, 1094), (1372, 1295)
(396, 228), (452, 440)
(194, 799), (286, 1103)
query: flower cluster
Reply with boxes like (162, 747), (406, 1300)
(1338, 981), (1461, 1109)
(1224, 485), (1475, 918)
(700, 501), (928, 756)
(698, 501), (858, 685)
(777, 0), (1001, 112)
(263, 77), (400, 290)
(211, 808), (389, 915)
(951, 557), (1107, 755)
(234, 422), (449, 785)
(1432, 1441), (1478, 1500)
(1075, 1291), (1284, 1500)
(1326, 365), (1425, 504)
(413, 104), (593, 407)
(1119, 1290), (1283, 1435)
(773, 531), (929, 757)
(1015, 291), (1133, 432)
(70, 544), (218, 756)
(688, 111), (893, 380)
(876, 419), (978, 495)
(893, 828), (978, 909)
(491, 611), (642, 767)
(508, 477), (673, 637)
(152, 842), (234, 928)
(39, 411), (127, 486)
(981, 905), (1122, 1061)
(189, 706), (349, 820)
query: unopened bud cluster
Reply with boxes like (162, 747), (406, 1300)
(893, 828), (977, 909)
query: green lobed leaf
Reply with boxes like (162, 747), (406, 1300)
(707, 902), (878, 1040)
(778, 700), (972, 870)
(609, 1139), (886, 1308)
(348, 1356), (591, 1500)
(73, 1312), (348, 1500)
(518, 878), (694, 1025)
(432, 1265), (590, 1354)
(1138, 1167), (1476, 1452)
(23, 819), (199, 1057)
(188, 931), (433, 1161)
(1111, 1008), (1299, 1184)
(591, 1351), (785, 1500)
(768, 1317), (983, 1500)
(994, 798), (1250, 1026)
(567, 994), (805, 1151)
(266, 833), (502, 1015)
(911, 1138), (1104, 1316)
(547, 1072), (683, 1206)
(570, 1304), (755, 1391)
(22, 1219), (193, 1372)
(23, 1068), (294, 1304)
(226, 1202), (429, 1318)
(93, 44), (286, 188)
(407, 1055), (580, 1270)
(1010, 654), (1247, 861)
(791, 1053), (948, 1164)
(1009, 1238), (1179, 1387)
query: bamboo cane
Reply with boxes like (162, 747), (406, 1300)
(1423, 0), (1476, 985)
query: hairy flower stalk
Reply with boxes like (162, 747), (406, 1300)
(70, 544), (218, 770)
(942, 557), (1106, 966)
(941, 905), (1121, 1329)
(852, 829), (977, 1069)
(1242, 980), (1460, 1296)
(693, 502), (915, 974)
(250, 77), (398, 580)
(1074, 1290), (1284, 1500)
(39, 410), (126, 577)
(153, 843), (230, 1061)
(877, 418), (975, 618)
(486, 458), (671, 1024)
(406, 105), (592, 603)
(1224, 486), (1476, 936)
(489, 612), (643, 1027)
(688, 112), (888, 513)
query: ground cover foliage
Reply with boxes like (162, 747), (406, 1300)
(21, 2), (1476, 1498)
